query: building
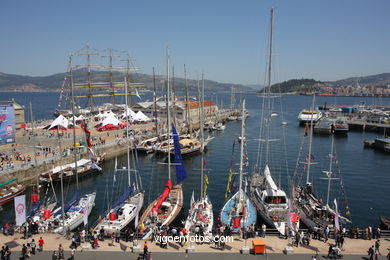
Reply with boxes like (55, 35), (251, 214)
(0, 101), (25, 130)
(132, 100), (218, 122)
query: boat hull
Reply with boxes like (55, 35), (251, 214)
(0, 186), (26, 206)
(139, 184), (183, 239)
(220, 190), (256, 233)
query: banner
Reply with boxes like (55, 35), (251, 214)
(83, 203), (89, 226)
(0, 104), (15, 145)
(334, 199), (340, 232)
(14, 195), (26, 226)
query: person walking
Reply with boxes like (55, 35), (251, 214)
(143, 241), (148, 259)
(38, 237), (44, 252)
(67, 248), (75, 260)
(368, 245), (375, 260)
(58, 244), (64, 259)
(115, 229), (120, 243)
(375, 239), (380, 255)
(30, 239), (36, 255)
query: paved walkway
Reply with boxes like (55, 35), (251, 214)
(1, 233), (389, 257)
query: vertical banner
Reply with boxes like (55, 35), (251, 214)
(0, 104), (15, 145)
(14, 195), (26, 226)
(334, 199), (340, 232)
(83, 204), (89, 226)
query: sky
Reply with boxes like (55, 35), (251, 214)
(0, 0), (389, 86)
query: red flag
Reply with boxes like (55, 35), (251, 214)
(304, 124), (309, 136)
(80, 120), (92, 148)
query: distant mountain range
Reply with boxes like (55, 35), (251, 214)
(0, 70), (253, 93)
(327, 73), (390, 86)
(1, 71), (389, 94)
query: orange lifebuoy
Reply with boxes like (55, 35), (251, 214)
(273, 215), (279, 222)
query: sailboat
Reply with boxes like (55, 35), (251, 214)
(184, 74), (214, 236)
(139, 51), (185, 239)
(46, 59), (96, 234)
(94, 78), (144, 235)
(220, 100), (256, 233)
(249, 7), (291, 236)
(292, 94), (351, 231)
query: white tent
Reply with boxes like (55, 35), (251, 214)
(101, 114), (120, 126)
(48, 115), (69, 130)
(96, 110), (114, 120)
(121, 108), (136, 120)
(132, 111), (150, 122)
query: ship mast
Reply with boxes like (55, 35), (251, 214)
(184, 64), (192, 134)
(69, 55), (79, 190)
(166, 48), (171, 180)
(200, 73), (205, 198)
(306, 93), (316, 185)
(239, 99), (246, 201)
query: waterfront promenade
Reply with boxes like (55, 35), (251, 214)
(1, 233), (389, 258)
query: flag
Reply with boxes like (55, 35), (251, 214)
(14, 195), (26, 226)
(334, 199), (340, 232)
(135, 88), (141, 100)
(134, 199), (141, 229)
(304, 123), (309, 136)
(91, 158), (102, 171)
(203, 175), (209, 197)
(80, 121), (92, 148)
(83, 203), (89, 226)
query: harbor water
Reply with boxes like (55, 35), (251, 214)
(1, 92), (389, 228)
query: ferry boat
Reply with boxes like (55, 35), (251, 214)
(297, 110), (322, 124)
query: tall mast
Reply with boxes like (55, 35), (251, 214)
(265, 7), (275, 165)
(86, 45), (94, 112)
(166, 48), (171, 180)
(239, 100), (246, 201)
(109, 48), (115, 105)
(326, 135), (334, 206)
(70, 55), (79, 190)
(197, 79), (201, 130)
(125, 77), (131, 187)
(153, 67), (158, 136)
(306, 93), (316, 185)
(57, 124), (65, 234)
(200, 73), (205, 198)
(172, 66), (177, 128)
(184, 64), (192, 133)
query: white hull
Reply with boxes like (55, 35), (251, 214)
(54, 192), (96, 233)
(184, 196), (213, 236)
(95, 191), (144, 234)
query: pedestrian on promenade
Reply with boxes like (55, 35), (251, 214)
(1, 246), (5, 260)
(261, 224), (266, 238)
(52, 250), (58, 260)
(38, 237), (44, 252)
(368, 245), (375, 260)
(375, 239), (380, 255)
(111, 232), (115, 246)
(58, 244), (64, 259)
(67, 248), (75, 260)
(21, 244), (27, 260)
(30, 239), (36, 255)
(4, 246), (11, 260)
(143, 241), (148, 259)
(115, 229), (120, 243)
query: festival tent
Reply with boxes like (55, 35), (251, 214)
(101, 114), (120, 126)
(120, 108), (137, 120)
(47, 115), (69, 130)
(132, 111), (150, 122)
(95, 110), (114, 121)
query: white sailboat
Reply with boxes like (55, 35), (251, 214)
(184, 74), (214, 236)
(249, 7), (292, 236)
(94, 78), (144, 235)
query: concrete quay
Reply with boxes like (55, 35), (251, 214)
(1, 233), (389, 257)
